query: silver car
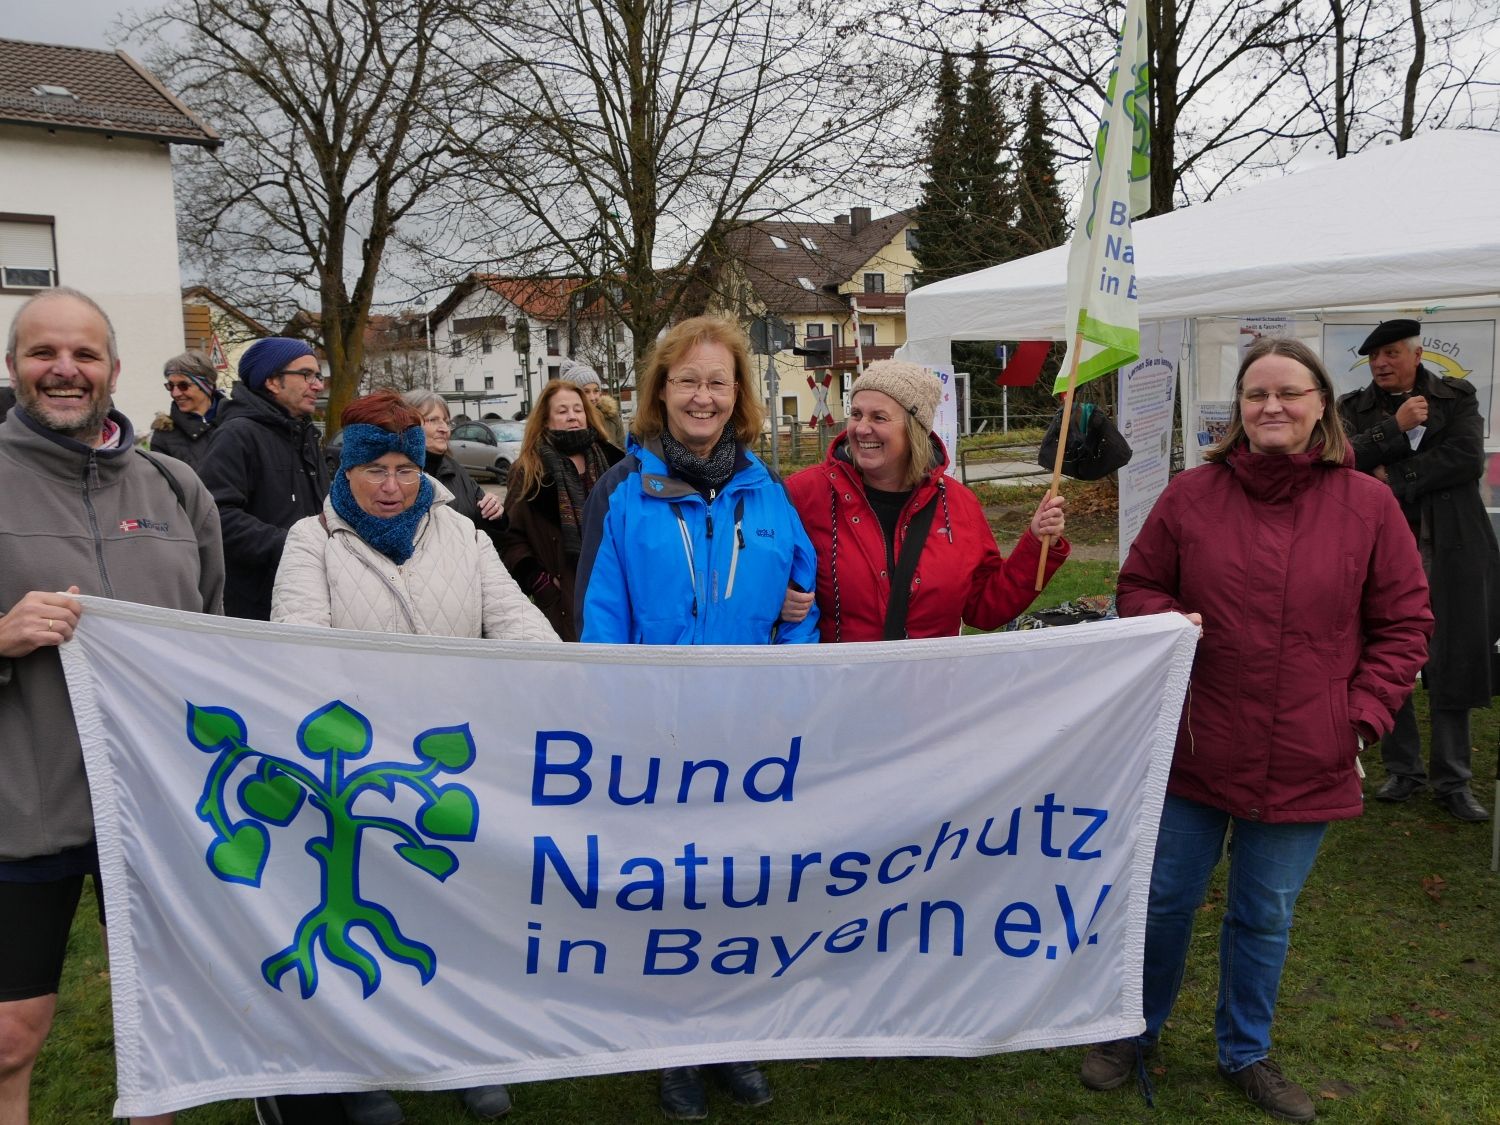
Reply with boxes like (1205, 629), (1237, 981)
(449, 419), (526, 483)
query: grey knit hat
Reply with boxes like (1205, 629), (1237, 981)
(850, 360), (942, 430)
(558, 357), (602, 388)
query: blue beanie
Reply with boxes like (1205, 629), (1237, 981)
(239, 337), (317, 390)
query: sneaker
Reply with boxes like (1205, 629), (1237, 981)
(711, 1061), (772, 1107)
(1080, 1038), (1154, 1091)
(659, 1067), (707, 1121)
(1375, 775), (1424, 802)
(1218, 1059), (1315, 1122)
(340, 1090), (405, 1125)
(460, 1083), (512, 1119)
(1435, 788), (1489, 822)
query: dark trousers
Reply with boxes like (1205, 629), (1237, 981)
(1381, 697), (1473, 795)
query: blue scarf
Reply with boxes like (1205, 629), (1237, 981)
(331, 423), (434, 564)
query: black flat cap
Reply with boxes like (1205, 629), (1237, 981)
(1358, 319), (1422, 355)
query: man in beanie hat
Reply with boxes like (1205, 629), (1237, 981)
(149, 351), (224, 469)
(559, 356), (627, 447)
(198, 337), (331, 619)
(1337, 320), (1500, 822)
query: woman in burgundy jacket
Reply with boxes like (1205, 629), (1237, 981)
(1079, 337), (1433, 1122)
(786, 360), (1067, 642)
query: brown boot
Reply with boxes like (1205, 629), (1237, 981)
(1079, 1038), (1154, 1091)
(1218, 1058), (1316, 1121)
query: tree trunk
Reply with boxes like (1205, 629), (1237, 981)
(1401, 0), (1425, 139)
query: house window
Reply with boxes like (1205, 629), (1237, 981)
(481, 333), (493, 354)
(863, 273), (884, 294)
(860, 324), (876, 348)
(905, 229), (919, 250)
(805, 322), (824, 340)
(800, 236), (818, 251)
(613, 323), (625, 343)
(769, 235), (788, 250)
(0, 217), (57, 290)
(797, 277), (815, 290)
(515, 370), (526, 388)
(454, 378), (465, 392)
(484, 375), (494, 390)
(450, 338), (462, 357)
(904, 273), (915, 292)
(546, 327), (560, 352)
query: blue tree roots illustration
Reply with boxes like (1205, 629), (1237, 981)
(187, 699), (479, 998)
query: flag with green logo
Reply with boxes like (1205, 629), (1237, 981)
(1054, 0), (1151, 393)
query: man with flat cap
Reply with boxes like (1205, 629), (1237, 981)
(1337, 319), (1500, 822)
(197, 337), (330, 620)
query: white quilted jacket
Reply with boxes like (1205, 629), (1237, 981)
(272, 483), (558, 641)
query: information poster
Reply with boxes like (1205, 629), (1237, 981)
(1117, 321), (1185, 564)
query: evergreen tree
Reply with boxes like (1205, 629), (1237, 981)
(956, 50), (1014, 272)
(1013, 82), (1068, 254)
(911, 52), (967, 287)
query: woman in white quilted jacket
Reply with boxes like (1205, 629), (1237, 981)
(269, 389), (554, 1125)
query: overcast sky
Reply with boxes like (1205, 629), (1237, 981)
(9, 1), (154, 52)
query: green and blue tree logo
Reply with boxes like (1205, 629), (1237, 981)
(187, 699), (479, 998)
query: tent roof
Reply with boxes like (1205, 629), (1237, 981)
(906, 130), (1500, 349)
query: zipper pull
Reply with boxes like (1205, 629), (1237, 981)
(691, 595), (698, 617)
(706, 513), (714, 539)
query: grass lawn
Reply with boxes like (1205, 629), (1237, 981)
(30, 502), (1500, 1123)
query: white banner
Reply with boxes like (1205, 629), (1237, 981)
(1117, 320), (1185, 565)
(61, 600), (1195, 1116)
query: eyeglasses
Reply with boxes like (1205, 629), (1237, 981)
(666, 376), (735, 398)
(1240, 388), (1320, 404)
(164, 380), (197, 393)
(352, 465), (423, 485)
(276, 368), (325, 384)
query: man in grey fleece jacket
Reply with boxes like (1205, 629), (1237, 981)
(0, 288), (224, 1125)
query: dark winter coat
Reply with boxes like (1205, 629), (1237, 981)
(148, 398), (222, 469)
(427, 452), (507, 553)
(498, 441), (624, 641)
(196, 381), (329, 620)
(1117, 446), (1432, 824)
(786, 431), (1067, 642)
(1337, 366), (1500, 709)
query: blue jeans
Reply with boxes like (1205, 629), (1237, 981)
(1139, 794), (1327, 1071)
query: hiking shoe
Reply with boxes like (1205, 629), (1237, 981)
(460, 1083), (512, 1119)
(659, 1067), (707, 1120)
(1080, 1038), (1153, 1091)
(711, 1061), (772, 1107)
(1218, 1059), (1315, 1122)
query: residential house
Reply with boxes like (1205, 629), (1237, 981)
(428, 274), (633, 418)
(181, 285), (274, 390)
(0, 37), (218, 429)
(714, 207), (917, 426)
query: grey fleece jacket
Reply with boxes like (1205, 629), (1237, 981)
(0, 407), (225, 862)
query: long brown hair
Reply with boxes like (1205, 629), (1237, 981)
(631, 314), (765, 446)
(508, 380), (607, 501)
(1204, 337), (1348, 465)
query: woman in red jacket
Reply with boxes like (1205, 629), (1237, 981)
(1079, 338), (1432, 1122)
(786, 360), (1067, 642)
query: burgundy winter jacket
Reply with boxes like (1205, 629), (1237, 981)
(1117, 445), (1432, 823)
(786, 432), (1068, 642)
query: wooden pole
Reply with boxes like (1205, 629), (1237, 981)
(1035, 331), (1084, 591)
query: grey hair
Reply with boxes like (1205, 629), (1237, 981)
(1401, 335), (1422, 351)
(163, 351), (217, 381)
(6, 287), (119, 369)
(401, 389), (449, 417)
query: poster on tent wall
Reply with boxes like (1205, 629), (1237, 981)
(1237, 315), (1294, 358)
(932, 364), (960, 476)
(1323, 319), (1499, 442)
(1117, 321), (1185, 565)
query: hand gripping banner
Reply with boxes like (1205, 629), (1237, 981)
(60, 599), (1195, 1115)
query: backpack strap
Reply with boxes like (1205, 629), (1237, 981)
(134, 448), (187, 514)
(883, 496), (939, 641)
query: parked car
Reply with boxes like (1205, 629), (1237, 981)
(449, 419), (526, 484)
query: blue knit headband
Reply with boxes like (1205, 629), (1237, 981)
(338, 422), (427, 471)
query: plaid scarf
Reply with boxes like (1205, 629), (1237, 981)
(538, 428), (609, 558)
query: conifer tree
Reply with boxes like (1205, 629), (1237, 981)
(912, 52), (967, 287)
(1013, 82), (1068, 254)
(956, 50), (1014, 271)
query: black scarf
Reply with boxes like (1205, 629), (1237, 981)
(660, 425), (738, 494)
(538, 428), (609, 558)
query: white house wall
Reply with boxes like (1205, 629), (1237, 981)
(0, 126), (186, 434)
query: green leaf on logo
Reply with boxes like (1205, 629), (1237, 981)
(414, 726), (476, 770)
(395, 842), (457, 880)
(241, 769), (304, 824)
(210, 824), (269, 884)
(188, 704), (246, 752)
(418, 787), (477, 839)
(298, 701), (372, 759)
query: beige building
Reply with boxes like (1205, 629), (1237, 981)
(714, 207), (916, 426)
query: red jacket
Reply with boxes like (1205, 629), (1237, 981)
(786, 432), (1068, 642)
(1117, 447), (1432, 823)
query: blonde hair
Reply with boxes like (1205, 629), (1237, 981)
(1204, 336), (1347, 465)
(631, 315), (764, 446)
(508, 380), (607, 501)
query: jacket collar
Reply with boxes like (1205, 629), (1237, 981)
(633, 434), (757, 499)
(2, 404), (137, 482)
(824, 429), (950, 492)
(1224, 442), (1340, 504)
(1350, 363), (1450, 409)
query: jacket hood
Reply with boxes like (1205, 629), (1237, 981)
(220, 379), (304, 431)
(1224, 442), (1347, 504)
(824, 428), (951, 484)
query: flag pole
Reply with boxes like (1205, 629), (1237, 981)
(1036, 332), (1083, 590)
